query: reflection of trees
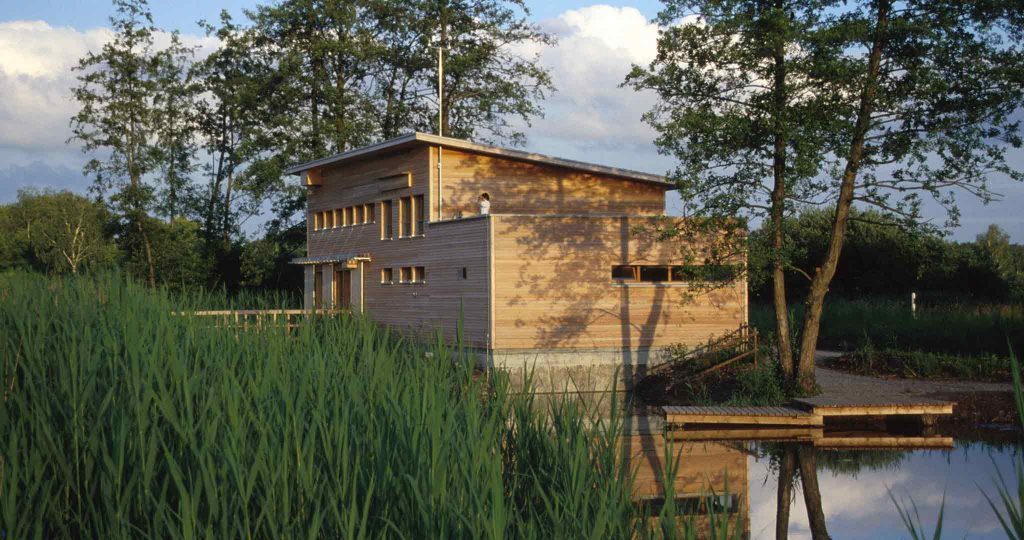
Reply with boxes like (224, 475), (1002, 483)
(774, 443), (831, 540)
(815, 449), (907, 477)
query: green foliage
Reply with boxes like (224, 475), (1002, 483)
(724, 362), (787, 406)
(750, 298), (1024, 359)
(0, 271), (740, 538)
(839, 345), (1009, 382)
(889, 489), (945, 540)
(749, 207), (1024, 302)
(982, 348), (1024, 540)
(0, 189), (118, 274)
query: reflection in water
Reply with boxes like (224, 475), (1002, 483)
(624, 430), (1021, 539)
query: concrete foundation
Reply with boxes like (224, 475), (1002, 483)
(480, 347), (674, 393)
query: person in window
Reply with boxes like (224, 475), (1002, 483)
(478, 192), (491, 215)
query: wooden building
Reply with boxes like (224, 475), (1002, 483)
(289, 133), (747, 390)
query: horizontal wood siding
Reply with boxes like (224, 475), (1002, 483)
(490, 215), (746, 350)
(438, 148), (666, 218)
(306, 147), (489, 346)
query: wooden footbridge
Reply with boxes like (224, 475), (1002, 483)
(663, 394), (955, 449)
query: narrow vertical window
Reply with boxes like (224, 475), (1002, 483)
(381, 200), (393, 239)
(413, 266), (425, 283)
(400, 266), (412, 283)
(413, 194), (425, 235)
(324, 209), (334, 229)
(365, 203), (375, 223)
(381, 268), (393, 284)
(312, 212), (321, 231)
(399, 196), (412, 237)
(344, 207), (353, 227)
(333, 209), (342, 228)
(354, 205), (364, 224)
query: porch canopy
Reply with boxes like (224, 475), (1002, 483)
(290, 254), (372, 266)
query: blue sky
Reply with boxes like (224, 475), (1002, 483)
(0, 0), (1021, 241)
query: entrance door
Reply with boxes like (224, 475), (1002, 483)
(313, 268), (323, 310)
(334, 268), (351, 311)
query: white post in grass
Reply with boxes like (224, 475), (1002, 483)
(911, 291), (917, 319)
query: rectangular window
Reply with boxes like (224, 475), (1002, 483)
(400, 266), (412, 283)
(412, 266), (425, 283)
(611, 265), (638, 281)
(333, 209), (342, 228)
(413, 194), (425, 235)
(612, 264), (739, 283)
(312, 212), (321, 231)
(639, 266), (670, 282)
(354, 205), (364, 225)
(381, 200), (393, 239)
(381, 268), (393, 284)
(324, 209), (334, 229)
(344, 206), (353, 227)
(365, 203), (375, 223)
(399, 196), (412, 237)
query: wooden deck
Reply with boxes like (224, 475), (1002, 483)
(662, 406), (823, 427)
(663, 395), (954, 429)
(791, 395), (954, 417)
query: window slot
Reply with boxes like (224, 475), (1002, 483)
(399, 196), (412, 237)
(381, 200), (393, 239)
(611, 265), (638, 281)
(413, 194), (425, 235)
(381, 268), (393, 284)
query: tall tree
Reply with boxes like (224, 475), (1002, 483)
(792, 0), (1024, 390)
(69, 0), (187, 286)
(626, 1), (838, 383)
(418, 0), (555, 145)
(630, 0), (1024, 391)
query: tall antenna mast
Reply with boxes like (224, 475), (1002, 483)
(437, 46), (444, 137)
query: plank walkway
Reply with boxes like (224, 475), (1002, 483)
(663, 395), (953, 429)
(792, 395), (954, 417)
(662, 405), (823, 427)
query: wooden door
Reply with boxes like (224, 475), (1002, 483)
(334, 269), (351, 310)
(313, 268), (323, 310)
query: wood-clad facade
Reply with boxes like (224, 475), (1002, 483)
(294, 132), (747, 377)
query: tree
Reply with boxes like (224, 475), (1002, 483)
(626, 0), (839, 384)
(415, 0), (555, 145)
(792, 0), (1024, 390)
(70, 0), (193, 287)
(630, 0), (1024, 391)
(4, 190), (118, 275)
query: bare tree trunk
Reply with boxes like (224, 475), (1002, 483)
(770, 19), (795, 381)
(137, 219), (156, 288)
(775, 445), (797, 540)
(797, 445), (830, 540)
(795, 0), (890, 393)
(222, 171), (233, 251)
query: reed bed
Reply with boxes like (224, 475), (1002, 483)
(750, 298), (1024, 357)
(0, 272), (732, 538)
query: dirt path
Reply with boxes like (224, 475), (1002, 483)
(815, 350), (1012, 396)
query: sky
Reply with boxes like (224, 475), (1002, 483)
(1, 0), (1022, 241)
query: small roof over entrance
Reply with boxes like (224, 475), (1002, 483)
(283, 132), (671, 187)
(291, 254), (371, 266)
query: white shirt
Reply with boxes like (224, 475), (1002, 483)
(479, 199), (490, 215)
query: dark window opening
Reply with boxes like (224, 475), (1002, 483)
(639, 266), (669, 282)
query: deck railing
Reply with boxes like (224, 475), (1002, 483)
(175, 309), (340, 332)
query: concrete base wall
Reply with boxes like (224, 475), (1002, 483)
(479, 347), (674, 393)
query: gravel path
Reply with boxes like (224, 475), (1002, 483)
(814, 350), (1012, 397)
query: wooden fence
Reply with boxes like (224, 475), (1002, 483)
(175, 309), (340, 332)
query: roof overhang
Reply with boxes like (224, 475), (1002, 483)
(284, 132), (672, 188)
(291, 254), (372, 266)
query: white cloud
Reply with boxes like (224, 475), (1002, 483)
(522, 6), (663, 153)
(0, 20), (215, 154)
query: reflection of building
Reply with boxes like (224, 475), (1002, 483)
(289, 133), (747, 389)
(626, 436), (750, 537)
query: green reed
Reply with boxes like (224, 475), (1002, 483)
(0, 271), (741, 538)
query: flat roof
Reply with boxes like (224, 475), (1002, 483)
(283, 132), (671, 187)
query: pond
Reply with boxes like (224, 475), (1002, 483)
(623, 426), (1020, 538)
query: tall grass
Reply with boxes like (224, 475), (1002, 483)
(750, 298), (1024, 357)
(0, 272), (744, 538)
(0, 272), (705, 538)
